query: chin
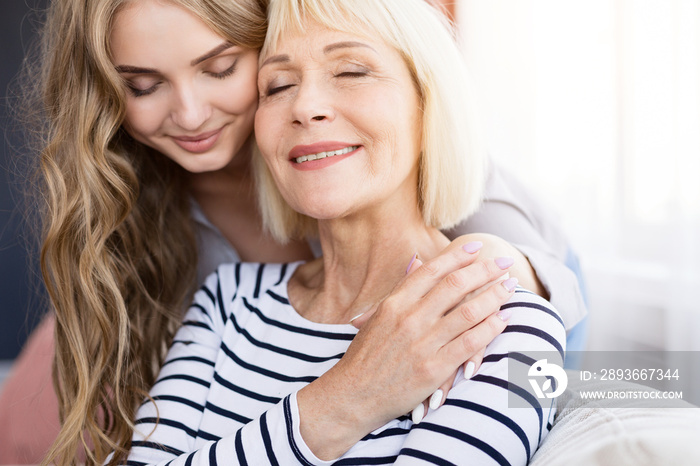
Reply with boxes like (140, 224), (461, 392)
(178, 153), (234, 174)
(292, 203), (349, 222)
(299, 188), (366, 218)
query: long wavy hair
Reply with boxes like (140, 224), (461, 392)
(18, 0), (266, 464)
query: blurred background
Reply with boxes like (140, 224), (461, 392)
(0, 0), (46, 385)
(455, 0), (700, 353)
(1, 0), (699, 388)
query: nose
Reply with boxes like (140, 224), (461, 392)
(290, 77), (335, 127)
(170, 83), (212, 131)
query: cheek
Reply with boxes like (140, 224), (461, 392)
(224, 79), (259, 115)
(254, 107), (279, 158)
(394, 90), (422, 154)
(359, 94), (409, 154)
(369, 92), (422, 175)
(124, 99), (165, 138)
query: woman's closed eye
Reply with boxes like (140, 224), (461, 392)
(336, 71), (368, 78)
(206, 57), (239, 79)
(335, 65), (370, 78)
(266, 83), (295, 96)
(127, 79), (161, 98)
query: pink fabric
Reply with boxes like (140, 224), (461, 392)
(0, 314), (59, 464)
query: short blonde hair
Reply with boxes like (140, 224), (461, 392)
(255, 0), (486, 242)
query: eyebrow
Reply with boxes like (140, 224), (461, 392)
(114, 41), (234, 74)
(261, 41), (376, 69)
(323, 41), (376, 54)
(191, 41), (234, 66)
(260, 54), (290, 68)
(114, 64), (157, 74)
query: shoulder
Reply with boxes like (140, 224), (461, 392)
(505, 288), (563, 325)
(498, 288), (567, 356)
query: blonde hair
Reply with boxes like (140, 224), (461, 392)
(20, 0), (266, 464)
(255, 0), (485, 242)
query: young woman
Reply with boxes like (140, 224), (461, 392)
(120, 0), (565, 463)
(0, 0), (584, 464)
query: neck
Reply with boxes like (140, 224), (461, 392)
(186, 138), (314, 263)
(290, 199), (449, 324)
(188, 136), (255, 197)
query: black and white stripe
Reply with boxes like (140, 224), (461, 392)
(124, 262), (565, 466)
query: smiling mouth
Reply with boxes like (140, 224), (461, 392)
(293, 146), (360, 164)
(172, 127), (222, 142)
(170, 127), (223, 153)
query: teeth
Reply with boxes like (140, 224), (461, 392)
(294, 146), (358, 164)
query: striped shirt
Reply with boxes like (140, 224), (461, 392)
(124, 261), (566, 465)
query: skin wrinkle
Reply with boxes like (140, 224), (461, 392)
(258, 51), (415, 223)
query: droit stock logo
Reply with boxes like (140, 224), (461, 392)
(528, 359), (568, 399)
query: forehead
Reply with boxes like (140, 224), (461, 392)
(262, 14), (390, 57)
(110, 0), (216, 42)
(110, 0), (222, 59)
(261, 21), (392, 66)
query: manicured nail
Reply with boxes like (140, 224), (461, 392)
(349, 313), (365, 323)
(502, 277), (518, 292)
(429, 390), (443, 410)
(464, 361), (476, 380)
(406, 253), (418, 275)
(497, 308), (512, 322)
(495, 257), (514, 270)
(412, 403), (425, 424)
(462, 241), (483, 254)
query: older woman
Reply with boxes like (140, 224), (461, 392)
(121, 0), (565, 464)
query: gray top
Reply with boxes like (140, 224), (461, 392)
(190, 198), (242, 285)
(192, 160), (586, 331)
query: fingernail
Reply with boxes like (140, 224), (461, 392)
(464, 361), (476, 380)
(429, 390), (443, 410)
(406, 252), (418, 275)
(349, 313), (364, 323)
(502, 277), (518, 292)
(495, 257), (514, 270)
(462, 241), (483, 254)
(497, 308), (512, 322)
(412, 403), (425, 424)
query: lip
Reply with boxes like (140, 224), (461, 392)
(171, 127), (224, 153)
(288, 141), (359, 160)
(288, 142), (361, 172)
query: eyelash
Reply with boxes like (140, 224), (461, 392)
(129, 84), (159, 98)
(208, 60), (238, 79)
(266, 84), (294, 96)
(265, 70), (368, 97)
(128, 60), (238, 98)
(337, 71), (368, 78)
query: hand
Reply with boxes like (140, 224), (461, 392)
(296, 238), (517, 460)
(352, 239), (513, 423)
